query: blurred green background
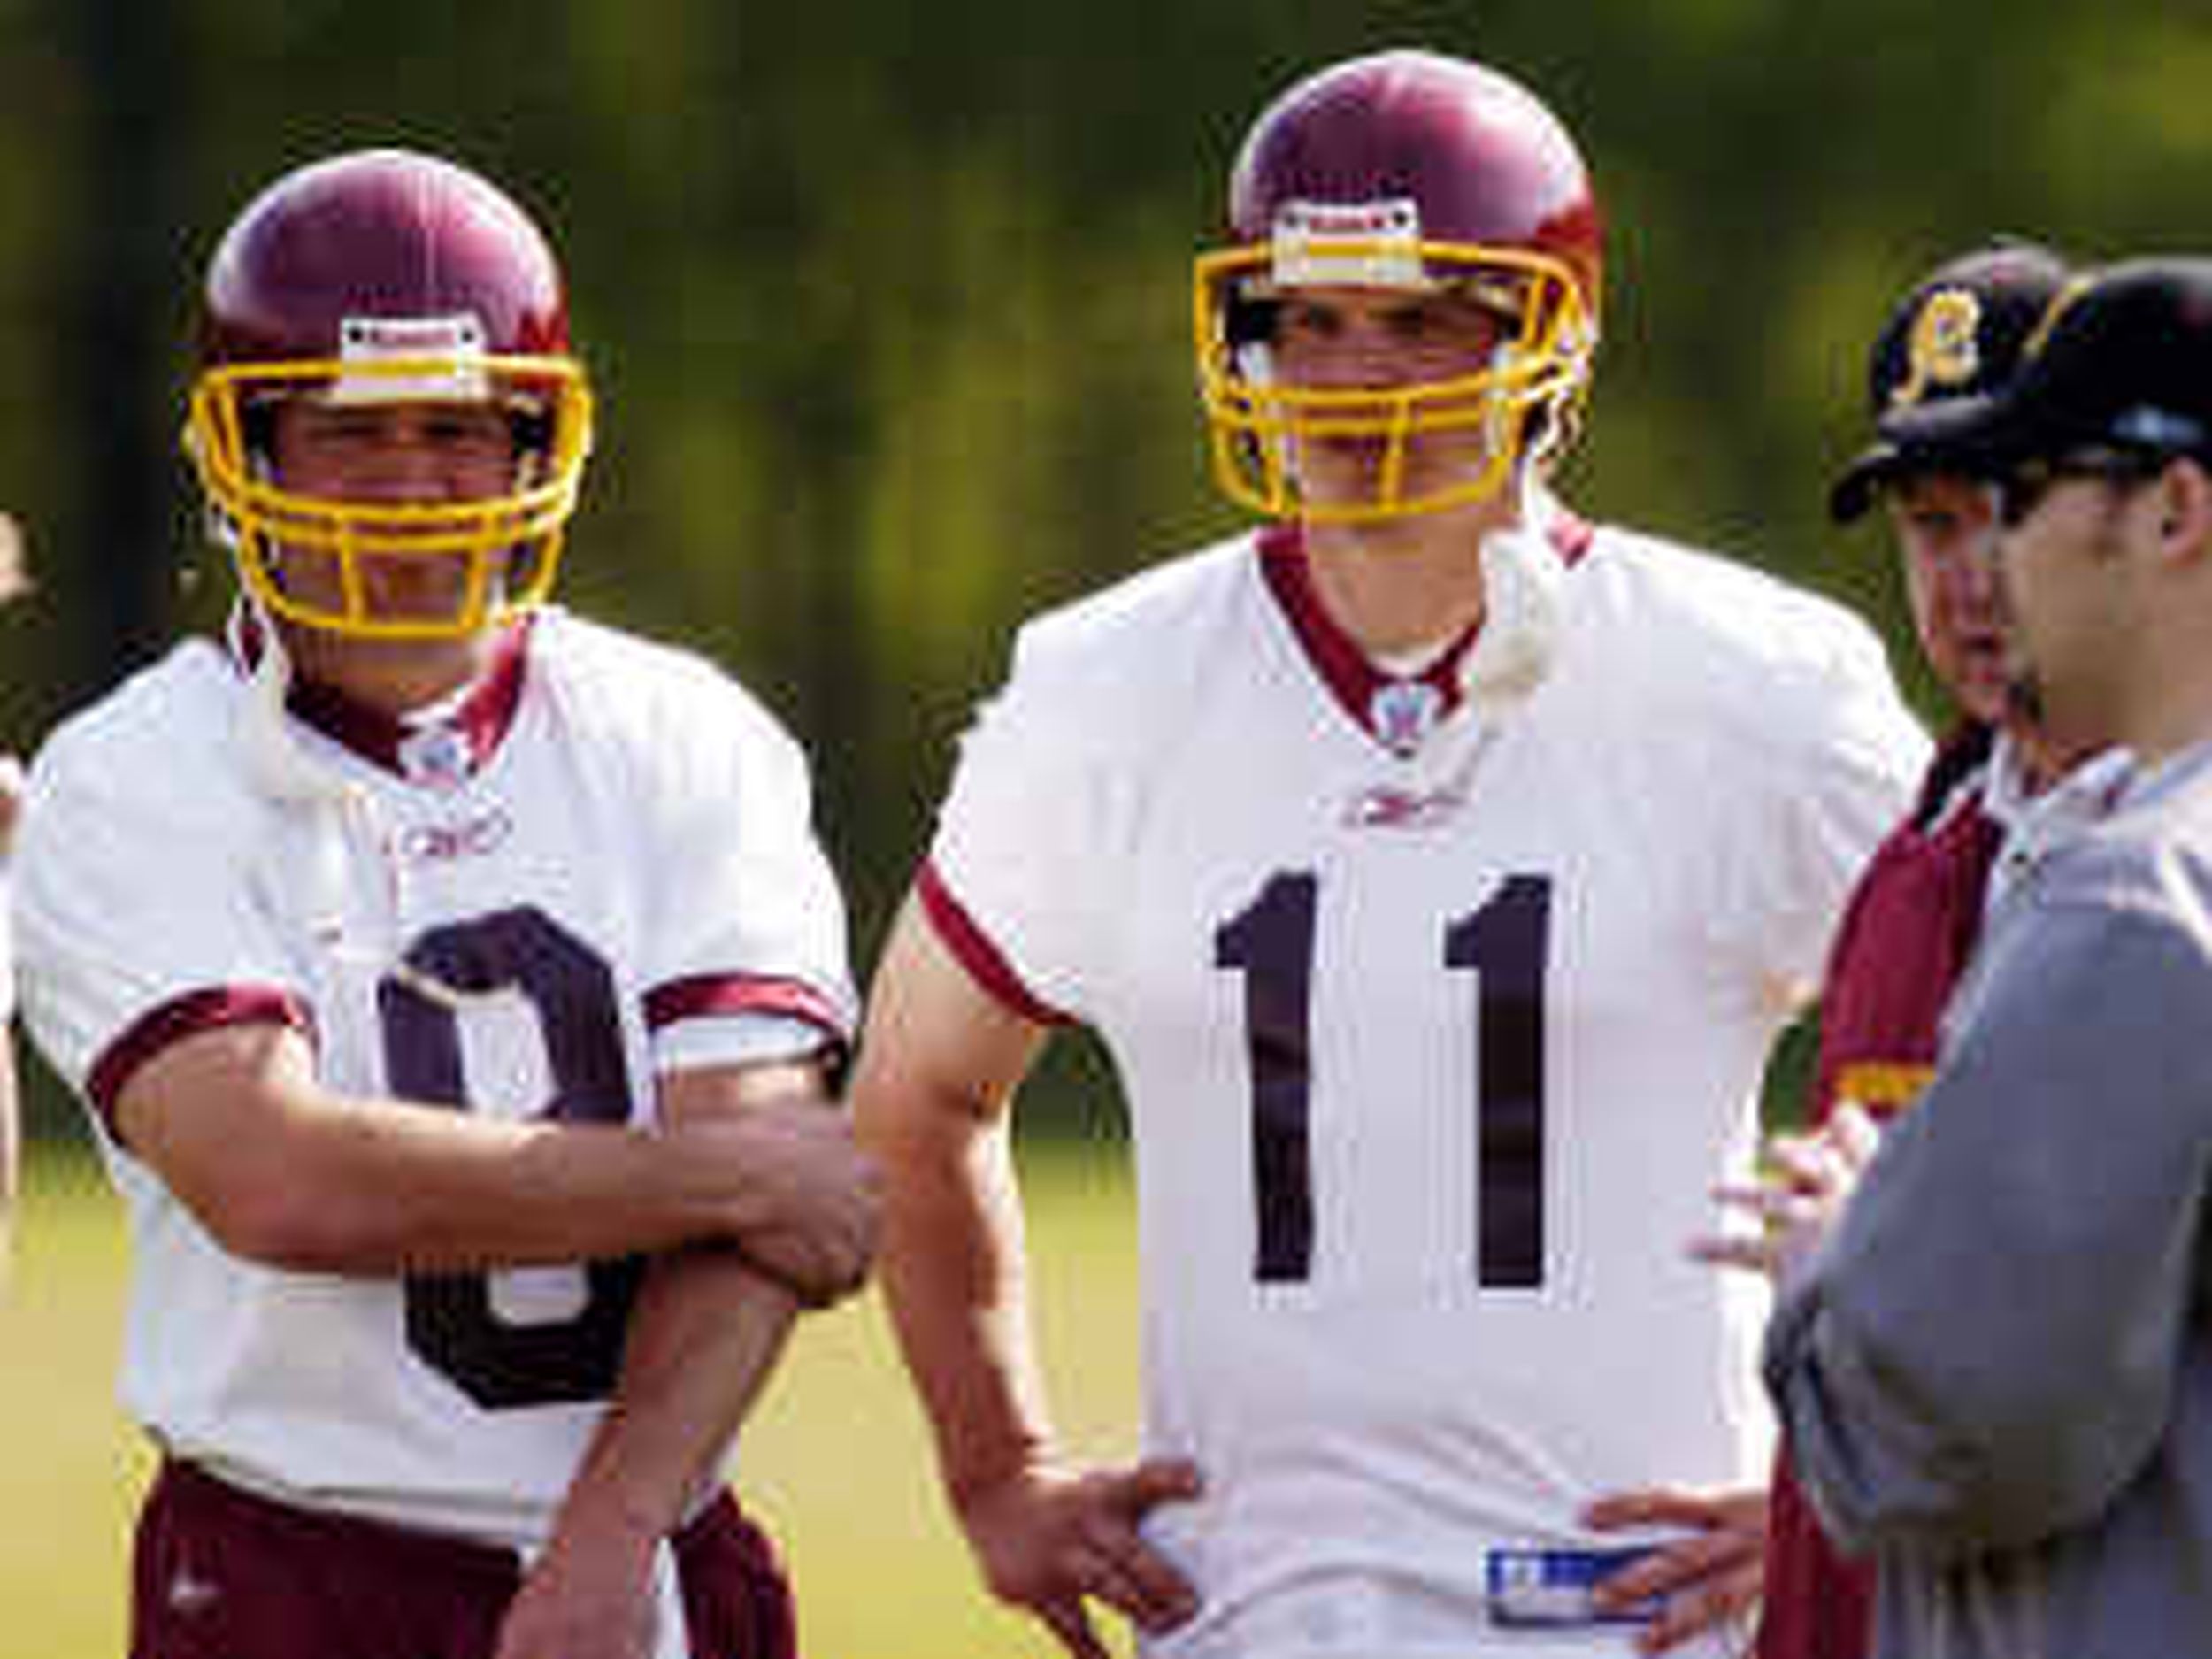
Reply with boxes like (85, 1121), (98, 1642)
(4, 0), (2208, 1647)
(8, 0), (2208, 1053)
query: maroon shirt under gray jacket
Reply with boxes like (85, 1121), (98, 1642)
(1768, 740), (2212, 1659)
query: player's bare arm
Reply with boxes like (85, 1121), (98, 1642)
(111, 1019), (872, 1274)
(495, 1053), (856, 1659)
(853, 894), (1202, 1659)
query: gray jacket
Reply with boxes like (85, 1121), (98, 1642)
(1766, 742), (2212, 1659)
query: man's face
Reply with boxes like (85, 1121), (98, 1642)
(264, 396), (525, 629)
(1882, 472), (2008, 725)
(1267, 283), (1514, 519)
(1991, 450), (2162, 753)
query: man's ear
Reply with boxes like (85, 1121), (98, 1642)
(2155, 457), (2212, 565)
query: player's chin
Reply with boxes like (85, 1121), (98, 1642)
(1295, 436), (1391, 486)
(1953, 651), (2014, 727)
(1301, 447), (1482, 503)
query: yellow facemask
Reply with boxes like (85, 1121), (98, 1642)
(185, 351), (594, 641)
(1193, 240), (1594, 524)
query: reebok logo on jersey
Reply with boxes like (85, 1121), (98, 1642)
(392, 806), (514, 865)
(1341, 781), (1466, 830)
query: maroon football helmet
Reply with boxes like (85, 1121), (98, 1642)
(1194, 50), (1603, 522)
(186, 148), (595, 639)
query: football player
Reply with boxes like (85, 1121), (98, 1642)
(1693, 241), (2075, 1659)
(852, 49), (1928, 1659)
(12, 150), (875, 1659)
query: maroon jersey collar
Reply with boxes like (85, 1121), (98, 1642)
(1256, 512), (1591, 753)
(227, 606), (534, 786)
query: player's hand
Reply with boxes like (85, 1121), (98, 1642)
(492, 1524), (658, 1659)
(1584, 1484), (1766, 1655)
(1688, 1102), (1881, 1285)
(957, 1457), (1205, 1659)
(687, 1097), (882, 1306)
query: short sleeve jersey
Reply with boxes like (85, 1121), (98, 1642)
(926, 518), (1926, 1656)
(13, 608), (853, 1548)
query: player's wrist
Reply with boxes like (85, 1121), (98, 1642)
(945, 1437), (1064, 1522)
(543, 1467), (685, 1571)
(643, 1118), (763, 1245)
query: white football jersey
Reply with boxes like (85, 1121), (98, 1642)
(15, 608), (853, 1548)
(927, 512), (1927, 1657)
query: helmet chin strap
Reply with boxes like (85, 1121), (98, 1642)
(238, 609), (342, 806)
(1459, 465), (1565, 712)
(234, 597), (515, 1008)
(233, 594), (383, 956)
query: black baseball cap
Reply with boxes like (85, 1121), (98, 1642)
(1828, 241), (2072, 524)
(1882, 256), (2212, 473)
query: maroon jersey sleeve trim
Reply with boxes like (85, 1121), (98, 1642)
(642, 972), (850, 1041)
(88, 986), (313, 1138)
(914, 860), (1073, 1027)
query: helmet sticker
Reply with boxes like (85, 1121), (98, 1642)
(1271, 199), (1429, 289)
(333, 313), (489, 404)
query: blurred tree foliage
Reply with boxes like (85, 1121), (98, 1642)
(4, 0), (2207, 1138)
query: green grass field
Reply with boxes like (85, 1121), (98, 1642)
(1, 1141), (1143, 1659)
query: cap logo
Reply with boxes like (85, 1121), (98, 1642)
(1888, 288), (1982, 411)
(333, 313), (489, 404)
(1271, 198), (1428, 288)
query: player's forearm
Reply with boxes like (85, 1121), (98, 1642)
(495, 1250), (803, 1659)
(850, 901), (1060, 1506)
(547, 1248), (801, 1557)
(876, 1111), (1061, 1510)
(282, 1102), (738, 1271)
(156, 1090), (730, 1272)
(536, 1060), (827, 1563)
(117, 1024), (790, 1272)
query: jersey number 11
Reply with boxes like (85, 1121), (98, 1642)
(1216, 872), (1552, 1288)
